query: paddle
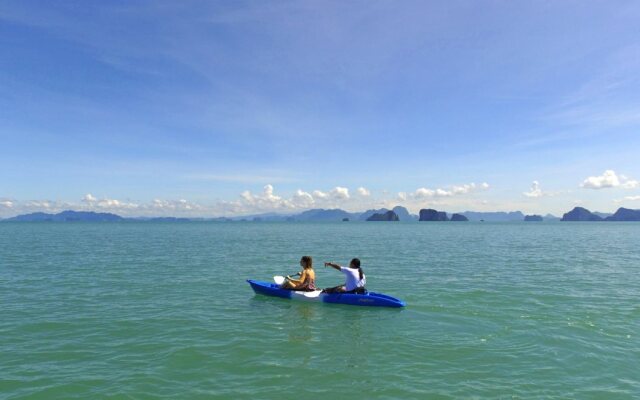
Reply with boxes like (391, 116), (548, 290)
(273, 272), (300, 285)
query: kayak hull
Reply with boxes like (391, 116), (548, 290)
(247, 280), (405, 308)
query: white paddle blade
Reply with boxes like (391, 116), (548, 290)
(273, 275), (286, 285)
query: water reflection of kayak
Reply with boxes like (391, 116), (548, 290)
(247, 279), (406, 308)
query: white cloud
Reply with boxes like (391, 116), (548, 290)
(391, 182), (491, 213)
(331, 186), (350, 200)
(620, 175), (640, 189)
(82, 193), (97, 202)
(80, 193), (138, 209)
(263, 184), (275, 198)
(356, 187), (371, 197)
(150, 198), (202, 212)
(25, 200), (55, 209)
(0, 200), (14, 208)
(412, 182), (489, 199)
(615, 195), (640, 203)
(219, 184), (356, 215)
(291, 189), (314, 208)
(226, 185), (348, 214)
(312, 186), (350, 201)
(581, 170), (638, 190)
(581, 170), (620, 189)
(523, 181), (543, 198)
(312, 190), (329, 199)
(414, 188), (435, 198)
(80, 193), (140, 209)
(235, 184), (293, 212)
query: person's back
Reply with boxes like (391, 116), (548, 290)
(323, 258), (366, 294)
(340, 265), (365, 291)
(299, 268), (316, 290)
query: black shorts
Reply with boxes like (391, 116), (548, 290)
(323, 286), (366, 294)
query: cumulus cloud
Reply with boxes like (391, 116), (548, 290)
(356, 187), (371, 197)
(523, 181), (543, 198)
(235, 184), (293, 211)
(332, 186), (350, 199)
(218, 185), (356, 215)
(312, 190), (328, 199)
(0, 200), (13, 208)
(25, 200), (56, 209)
(291, 189), (314, 208)
(83, 193), (97, 202)
(620, 176), (640, 189)
(81, 193), (138, 209)
(410, 182), (490, 199)
(615, 195), (640, 203)
(311, 186), (350, 201)
(150, 198), (202, 212)
(581, 170), (639, 189)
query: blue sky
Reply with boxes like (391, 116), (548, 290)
(1, 1), (640, 217)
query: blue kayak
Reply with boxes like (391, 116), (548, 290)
(247, 280), (405, 308)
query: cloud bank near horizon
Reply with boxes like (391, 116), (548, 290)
(3, 168), (640, 218)
(0, 182), (494, 218)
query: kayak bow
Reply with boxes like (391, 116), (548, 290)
(247, 280), (405, 308)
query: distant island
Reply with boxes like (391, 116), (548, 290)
(359, 206), (416, 221)
(419, 209), (449, 221)
(450, 213), (469, 221)
(366, 210), (399, 221)
(418, 209), (468, 222)
(604, 207), (640, 221)
(562, 207), (602, 221)
(561, 207), (640, 221)
(5, 210), (124, 222)
(2, 206), (638, 223)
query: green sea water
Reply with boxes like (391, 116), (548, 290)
(1, 221), (639, 399)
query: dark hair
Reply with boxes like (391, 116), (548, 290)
(350, 258), (363, 280)
(301, 256), (313, 269)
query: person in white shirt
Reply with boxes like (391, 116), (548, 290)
(322, 258), (366, 294)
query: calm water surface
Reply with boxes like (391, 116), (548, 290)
(1, 222), (639, 399)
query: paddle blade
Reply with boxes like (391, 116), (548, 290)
(273, 275), (286, 285)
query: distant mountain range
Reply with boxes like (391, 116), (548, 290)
(5, 210), (124, 222)
(561, 207), (640, 221)
(213, 206), (419, 222)
(3, 207), (636, 223)
(3, 211), (195, 222)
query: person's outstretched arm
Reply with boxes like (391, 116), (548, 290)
(324, 262), (342, 271)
